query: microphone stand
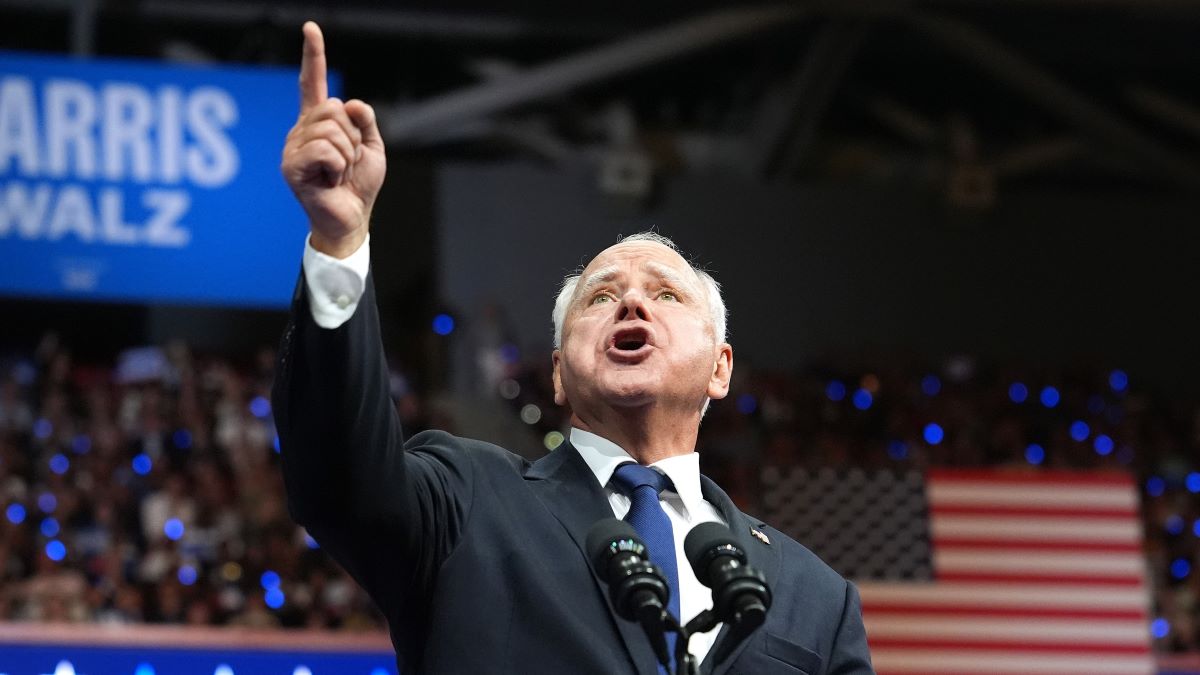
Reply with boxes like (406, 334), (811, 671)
(672, 627), (698, 675)
(653, 608), (721, 675)
(664, 605), (763, 674)
(673, 608), (733, 675)
(660, 612), (697, 675)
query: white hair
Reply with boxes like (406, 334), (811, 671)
(551, 232), (728, 349)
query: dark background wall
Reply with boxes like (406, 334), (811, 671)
(438, 161), (1199, 390)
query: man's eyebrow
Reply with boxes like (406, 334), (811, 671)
(578, 265), (620, 296)
(644, 261), (695, 289)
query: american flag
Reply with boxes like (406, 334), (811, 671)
(762, 468), (1152, 674)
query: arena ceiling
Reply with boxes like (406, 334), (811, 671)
(5, 1), (1200, 199)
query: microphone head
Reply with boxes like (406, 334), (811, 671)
(587, 518), (646, 571)
(587, 519), (669, 622)
(684, 522), (745, 587)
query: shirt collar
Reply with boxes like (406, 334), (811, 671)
(570, 427), (706, 519)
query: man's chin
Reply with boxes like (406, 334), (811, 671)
(605, 393), (656, 409)
(595, 383), (659, 409)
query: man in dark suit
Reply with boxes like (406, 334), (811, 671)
(275, 21), (873, 675)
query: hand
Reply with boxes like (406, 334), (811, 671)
(281, 21), (386, 259)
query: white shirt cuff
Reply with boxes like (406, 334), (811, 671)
(302, 234), (371, 329)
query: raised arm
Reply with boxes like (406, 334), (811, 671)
(272, 22), (470, 624)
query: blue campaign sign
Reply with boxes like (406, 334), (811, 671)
(0, 51), (334, 307)
(0, 644), (397, 675)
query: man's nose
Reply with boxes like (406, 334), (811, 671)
(616, 290), (651, 322)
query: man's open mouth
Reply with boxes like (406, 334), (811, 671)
(610, 327), (650, 351)
(607, 327), (654, 361)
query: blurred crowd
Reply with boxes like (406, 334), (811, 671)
(0, 335), (390, 631)
(1, 334), (1197, 653)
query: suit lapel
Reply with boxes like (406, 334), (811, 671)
(699, 475), (780, 675)
(525, 443), (660, 674)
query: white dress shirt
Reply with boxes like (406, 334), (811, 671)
(301, 237), (727, 663)
(570, 427), (727, 665)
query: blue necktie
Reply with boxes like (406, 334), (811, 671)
(611, 462), (680, 673)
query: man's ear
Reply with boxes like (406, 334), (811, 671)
(706, 343), (733, 400)
(552, 350), (567, 406)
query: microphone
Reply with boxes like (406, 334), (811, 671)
(587, 518), (673, 668)
(683, 522), (772, 664)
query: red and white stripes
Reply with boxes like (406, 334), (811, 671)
(860, 470), (1152, 675)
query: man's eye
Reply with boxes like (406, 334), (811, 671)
(592, 295), (613, 304)
(658, 291), (677, 302)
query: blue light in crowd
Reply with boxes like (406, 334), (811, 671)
(1025, 444), (1045, 465)
(1068, 421), (1090, 442)
(1194, 519), (1200, 537)
(432, 314), (455, 336)
(265, 586), (285, 609)
(1186, 472), (1200, 493)
(499, 343), (520, 364)
(33, 418), (52, 439)
(736, 393), (757, 415)
(38, 492), (57, 513)
(45, 539), (66, 561)
(826, 380), (846, 402)
(261, 570), (281, 591)
(273, 434), (281, 454)
(249, 396), (271, 419)
(173, 429), (192, 449)
(6, 503), (26, 524)
(923, 423), (944, 445)
(164, 518), (185, 541)
(41, 517), (60, 537)
(1110, 369), (1129, 393)
(49, 453), (69, 475)
(852, 389), (873, 410)
(1008, 382), (1028, 404)
(1146, 476), (1166, 497)
(1166, 515), (1184, 535)
(921, 375), (941, 396)
(371, 669), (391, 675)
(135, 664), (156, 675)
(1040, 386), (1060, 408)
(71, 435), (91, 454)
(178, 565), (198, 586)
(304, 532), (320, 549)
(132, 453), (152, 475)
(1093, 434), (1114, 456)
(886, 440), (908, 461)
(1152, 618), (1170, 639)
(1170, 558), (1191, 580)
(11, 359), (34, 385)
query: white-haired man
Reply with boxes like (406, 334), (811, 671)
(275, 21), (873, 675)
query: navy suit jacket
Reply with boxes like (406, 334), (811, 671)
(273, 273), (873, 674)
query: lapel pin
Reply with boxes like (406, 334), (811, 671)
(750, 527), (771, 545)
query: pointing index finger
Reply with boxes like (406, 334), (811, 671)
(299, 21), (327, 113)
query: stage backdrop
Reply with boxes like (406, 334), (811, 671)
(0, 51), (329, 308)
